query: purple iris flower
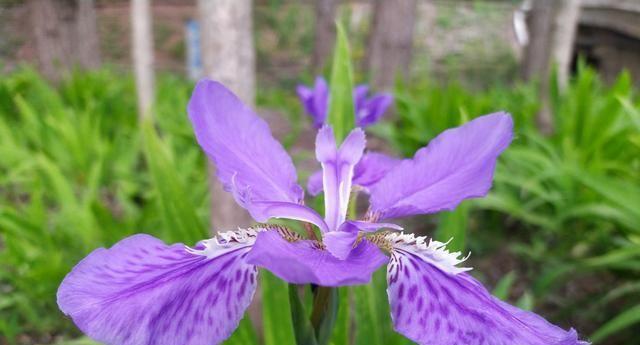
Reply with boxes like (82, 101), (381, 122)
(57, 80), (588, 345)
(297, 76), (393, 128)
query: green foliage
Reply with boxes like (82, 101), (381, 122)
(327, 23), (355, 143)
(1, 63), (639, 345)
(384, 66), (640, 343)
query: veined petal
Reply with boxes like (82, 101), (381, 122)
(316, 126), (366, 231)
(188, 80), (304, 221)
(369, 113), (513, 220)
(297, 77), (328, 128)
(246, 230), (387, 286)
(249, 200), (329, 233)
(57, 232), (259, 345)
(383, 232), (588, 345)
(307, 152), (401, 196)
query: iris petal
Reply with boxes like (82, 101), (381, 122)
(385, 233), (588, 345)
(369, 113), (513, 220)
(188, 80), (304, 222)
(246, 230), (388, 286)
(315, 126), (366, 231)
(57, 233), (258, 345)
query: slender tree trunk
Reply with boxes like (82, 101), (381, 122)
(76, 0), (101, 70)
(366, 0), (417, 90)
(522, 0), (581, 135)
(29, 0), (101, 81)
(198, 0), (255, 231)
(312, 0), (339, 73)
(131, 0), (155, 119)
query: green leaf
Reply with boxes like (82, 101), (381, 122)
(327, 22), (355, 143)
(310, 287), (340, 345)
(330, 287), (350, 345)
(590, 304), (640, 344)
(288, 285), (319, 345)
(435, 200), (470, 252)
(141, 120), (206, 243)
(492, 271), (516, 301)
(262, 271), (295, 345)
(224, 316), (257, 345)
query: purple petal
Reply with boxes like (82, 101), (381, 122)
(325, 221), (402, 260)
(353, 152), (401, 190)
(250, 201), (329, 232)
(369, 113), (513, 220)
(341, 220), (403, 232)
(297, 77), (329, 128)
(324, 230), (359, 260)
(356, 92), (393, 127)
(385, 233), (588, 345)
(57, 233), (258, 345)
(353, 85), (370, 112)
(188, 80), (304, 221)
(246, 230), (388, 286)
(307, 169), (324, 196)
(307, 152), (400, 196)
(316, 126), (366, 231)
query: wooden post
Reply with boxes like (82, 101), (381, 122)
(522, 0), (581, 134)
(366, 0), (417, 90)
(28, 0), (102, 81)
(312, 0), (339, 73)
(131, 0), (155, 119)
(198, 0), (255, 231)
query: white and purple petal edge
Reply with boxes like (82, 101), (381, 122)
(385, 233), (589, 345)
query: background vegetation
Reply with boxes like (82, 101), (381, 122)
(0, 62), (638, 344)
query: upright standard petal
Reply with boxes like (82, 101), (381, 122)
(307, 152), (401, 196)
(297, 77), (329, 128)
(383, 232), (588, 345)
(188, 80), (304, 222)
(369, 113), (513, 220)
(57, 232), (259, 345)
(356, 92), (393, 127)
(316, 126), (366, 231)
(246, 229), (388, 286)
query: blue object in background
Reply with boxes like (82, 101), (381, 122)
(186, 19), (203, 80)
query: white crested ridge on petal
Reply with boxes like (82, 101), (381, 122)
(187, 227), (264, 259)
(385, 232), (472, 275)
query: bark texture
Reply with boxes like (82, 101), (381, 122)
(522, 0), (581, 135)
(312, 0), (339, 73)
(131, 0), (155, 119)
(28, 0), (101, 81)
(366, 0), (417, 90)
(198, 0), (256, 231)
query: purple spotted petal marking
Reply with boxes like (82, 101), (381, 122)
(384, 232), (588, 345)
(57, 232), (258, 345)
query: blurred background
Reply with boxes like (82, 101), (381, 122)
(0, 0), (639, 344)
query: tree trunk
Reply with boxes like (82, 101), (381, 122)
(29, 0), (101, 81)
(131, 0), (155, 119)
(312, 0), (339, 73)
(522, 0), (581, 135)
(198, 0), (255, 231)
(366, 0), (417, 90)
(76, 0), (101, 70)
